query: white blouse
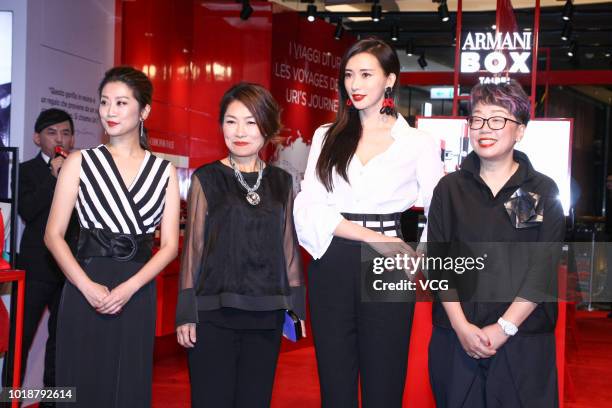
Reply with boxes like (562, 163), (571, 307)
(293, 115), (444, 259)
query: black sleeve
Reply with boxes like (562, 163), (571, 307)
(426, 180), (459, 302)
(517, 186), (566, 303)
(283, 178), (306, 320)
(175, 173), (207, 327)
(18, 162), (56, 222)
(427, 182), (451, 243)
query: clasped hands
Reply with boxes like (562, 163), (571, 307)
(81, 279), (138, 315)
(455, 320), (510, 360)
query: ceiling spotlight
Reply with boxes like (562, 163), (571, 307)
(418, 53), (428, 69)
(334, 21), (344, 40)
(438, 1), (450, 23)
(605, 52), (611, 58)
(240, 0), (253, 20)
(561, 22), (572, 41)
(406, 41), (414, 57)
(562, 0), (573, 22)
(306, 4), (316, 22)
(391, 26), (399, 42)
(567, 41), (577, 57)
(371, 3), (382, 22)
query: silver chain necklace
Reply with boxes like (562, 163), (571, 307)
(229, 155), (263, 206)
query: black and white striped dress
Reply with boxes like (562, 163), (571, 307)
(56, 145), (171, 408)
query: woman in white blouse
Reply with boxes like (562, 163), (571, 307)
(294, 37), (444, 407)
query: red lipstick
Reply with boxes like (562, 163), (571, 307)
(107, 121), (119, 127)
(352, 94), (365, 102)
(234, 141), (249, 147)
(477, 138), (497, 148)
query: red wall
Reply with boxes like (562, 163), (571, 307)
(120, 0), (273, 169)
(270, 8), (353, 146)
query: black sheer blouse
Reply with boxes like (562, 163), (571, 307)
(175, 161), (305, 327)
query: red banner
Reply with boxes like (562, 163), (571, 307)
(496, 0), (519, 34)
(269, 10), (354, 187)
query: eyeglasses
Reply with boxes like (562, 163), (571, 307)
(467, 116), (523, 130)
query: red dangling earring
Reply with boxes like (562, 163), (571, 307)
(346, 98), (353, 107)
(380, 87), (396, 116)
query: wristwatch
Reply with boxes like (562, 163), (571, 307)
(497, 317), (518, 336)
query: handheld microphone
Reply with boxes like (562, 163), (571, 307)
(54, 146), (68, 159)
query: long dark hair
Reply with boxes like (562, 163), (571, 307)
(98, 66), (153, 150)
(316, 38), (400, 192)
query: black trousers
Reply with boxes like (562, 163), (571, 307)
(187, 319), (283, 408)
(308, 237), (415, 408)
(22, 279), (63, 386)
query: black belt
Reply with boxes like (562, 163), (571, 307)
(341, 212), (403, 238)
(76, 228), (153, 263)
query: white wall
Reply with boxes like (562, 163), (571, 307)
(23, 0), (116, 158)
(0, 0), (28, 161)
(0, 0), (115, 398)
(1, 0), (116, 159)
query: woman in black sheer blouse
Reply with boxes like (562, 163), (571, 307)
(175, 83), (305, 407)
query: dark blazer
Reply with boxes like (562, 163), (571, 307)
(18, 152), (78, 282)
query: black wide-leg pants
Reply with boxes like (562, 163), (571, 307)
(308, 237), (415, 408)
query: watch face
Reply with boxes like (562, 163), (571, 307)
(498, 318), (517, 336)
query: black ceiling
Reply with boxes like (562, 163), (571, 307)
(303, 3), (612, 70)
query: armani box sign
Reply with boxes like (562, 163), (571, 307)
(460, 31), (532, 84)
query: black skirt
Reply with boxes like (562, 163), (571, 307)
(428, 326), (559, 408)
(56, 256), (155, 408)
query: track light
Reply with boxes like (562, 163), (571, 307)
(562, 0), (573, 22)
(438, 1), (450, 23)
(307, 4), (316, 22)
(567, 41), (577, 57)
(561, 22), (572, 41)
(391, 26), (399, 42)
(334, 21), (344, 40)
(418, 53), (428, 69)
(371, 3), (382, 22)
(406, 41), (414, 57)
(240, 0), (253, 20)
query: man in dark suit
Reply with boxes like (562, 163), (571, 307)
(17, 108), (78, 403)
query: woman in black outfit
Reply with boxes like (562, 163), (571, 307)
(427, 81), (565, 407)
(175, 83), (305, 408)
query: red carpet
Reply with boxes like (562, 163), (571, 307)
(150, 309), (612, 407)
(21, 310), (612, 407)
(563, 311), (612, 408)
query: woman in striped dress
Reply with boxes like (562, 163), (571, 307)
(45, 66), (179, 407)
